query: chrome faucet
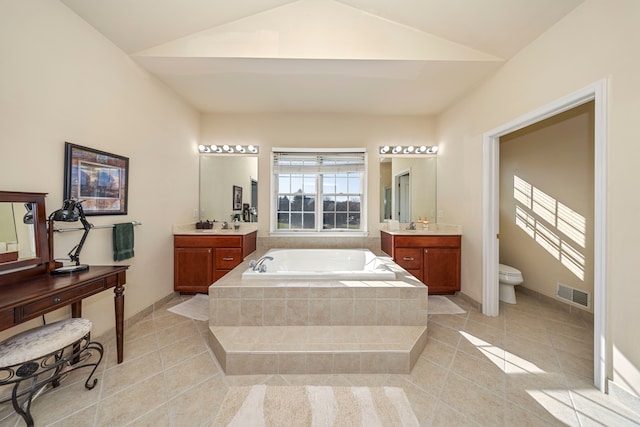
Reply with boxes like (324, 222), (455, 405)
(408, 222), (416, 230)
(249, 256), (273, 272)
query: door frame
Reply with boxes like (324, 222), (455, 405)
(394, 168), (411, 222)
(482, 79), (608, 391)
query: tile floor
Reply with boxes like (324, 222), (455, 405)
(1, 291), (639, 426)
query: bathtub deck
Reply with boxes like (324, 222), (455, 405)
(207, 252), (429, 375)
(207, 325), (427, 375)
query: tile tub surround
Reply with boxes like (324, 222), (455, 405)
(208, 251), (428, 375)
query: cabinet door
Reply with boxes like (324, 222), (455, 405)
(423, 247), (460, 294)
(174, 247), (213, 293)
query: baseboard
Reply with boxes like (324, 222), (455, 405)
(517, 286), (594, 324)
(455, 291), (482, 312)
(608, 380), (640, 417)
(94, 291), (179, 343)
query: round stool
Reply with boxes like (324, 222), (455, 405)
(0, 318), (103, 427)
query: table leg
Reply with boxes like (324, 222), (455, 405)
(114, 284), (125, 364)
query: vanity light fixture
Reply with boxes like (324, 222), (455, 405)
(198, 144), (259, 154)
(380, 145), (438, 155)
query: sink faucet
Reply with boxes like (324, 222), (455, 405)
(249, 256), (273, 272)
(408, 222), (416, 230)
(221, 221), (229, 230)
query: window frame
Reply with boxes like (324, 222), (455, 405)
(270, 148), (368, 236)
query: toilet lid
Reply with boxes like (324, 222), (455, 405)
(499, 264), (521, 276)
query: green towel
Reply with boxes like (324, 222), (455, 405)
(113, 222), (134, 261)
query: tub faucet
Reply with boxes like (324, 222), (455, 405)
(249, 256), (273, 272)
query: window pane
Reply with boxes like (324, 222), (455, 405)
(336, 174), (348, 193)
(347, 196), (360, 212)
(304, 176), (316, 193)
(323, 196), (335, 211)
(336, 213), (348, 228)
(277, 213), (289, 229)
(278, 196), (290, 211)
(291, 213), (302, 229)
(323, 213), (335, 229)
(336, 196), (348, 212)
(349, 213), (360, 227)
(304, 196), (315, 211)
(348, 175), (360, 192)
(303, 213), (315, 229)
(323, 175), (335, 193)
(290, 175), (303, 193)
(291, 194), (303, 211)
(278, 175), (290, 193)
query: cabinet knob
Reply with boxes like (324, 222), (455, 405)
(402, 257), (414, 261)
(54, 297), (61, 304)
(424, 249), (428, 254)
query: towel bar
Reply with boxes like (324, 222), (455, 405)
(54, 221), (142, 233)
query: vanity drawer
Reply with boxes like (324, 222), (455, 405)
(394, 248), (422, 270)
(15, 278), (106, 321)
(215, 248), (243, 269)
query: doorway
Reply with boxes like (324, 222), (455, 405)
(395, 170), (411, 222)
(482, 79), (607, 391)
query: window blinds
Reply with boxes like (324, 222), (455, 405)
(272, 152), (366, 174)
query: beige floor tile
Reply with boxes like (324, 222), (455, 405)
(169, 375), (228, 426)
(163, 351), (220, 396)
(155, 319), (199, 348)
(440, 373), (505, 426)
(49, 404), (98, 427)
(425, 322), (461, 348)
(96, 373), (168, 427)
(101, 350), (163, 398)
(451, 350), (507, 396)
(420, 337), (457, 369)
(431, 400), (482, 427)
(29, 379), (101, 426)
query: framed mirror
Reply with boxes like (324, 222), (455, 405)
(199, 155), (258, 223)
(0, 191), (49, 276)
(380, 157), (437, 223)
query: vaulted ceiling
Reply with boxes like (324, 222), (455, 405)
(61, 0), (584, 115)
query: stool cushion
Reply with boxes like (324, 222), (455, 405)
(0, 318), (92, 367)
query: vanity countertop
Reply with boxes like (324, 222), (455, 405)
(173, 223), (258, 236)
(380, 223), (462, 236)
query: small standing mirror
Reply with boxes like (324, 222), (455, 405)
(0, 191), (49, 275)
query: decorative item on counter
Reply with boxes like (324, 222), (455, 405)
(196, 221), (203, 229)
(233, 219), (240, 231)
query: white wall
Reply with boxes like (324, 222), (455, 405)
(0, 0), (200, 339)
(200, 113), (437, 238)
(436, 0), (640, 398)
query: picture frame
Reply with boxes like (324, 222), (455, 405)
(63, 142), (129, 216)
(233, 185), (242, 211)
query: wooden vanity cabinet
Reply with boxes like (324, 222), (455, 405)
(381, 231), (461, 294)
(174, 231), (257, 293)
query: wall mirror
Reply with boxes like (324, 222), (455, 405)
(379, 157), (437, 223)
(199, 156), (258, 223)
(0, 191), (49, 275)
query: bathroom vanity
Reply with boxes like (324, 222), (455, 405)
(173, 229), (257, 293)
(381, 227), (461, 294)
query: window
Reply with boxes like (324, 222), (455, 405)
(272, 150), (366, 233)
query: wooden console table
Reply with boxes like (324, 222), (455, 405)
(0, 265), (129, 364)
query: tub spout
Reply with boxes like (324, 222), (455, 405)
(249, 256), (274, 272)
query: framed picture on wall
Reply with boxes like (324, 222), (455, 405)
(233, 185), (242, 211)
(63, 142), (129, 215)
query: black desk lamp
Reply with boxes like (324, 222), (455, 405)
(48, 199), (92, 274)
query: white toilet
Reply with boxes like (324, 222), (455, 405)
(498, 263), (524, 304)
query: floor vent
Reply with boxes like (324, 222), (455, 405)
(557, 283), (590, 308)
